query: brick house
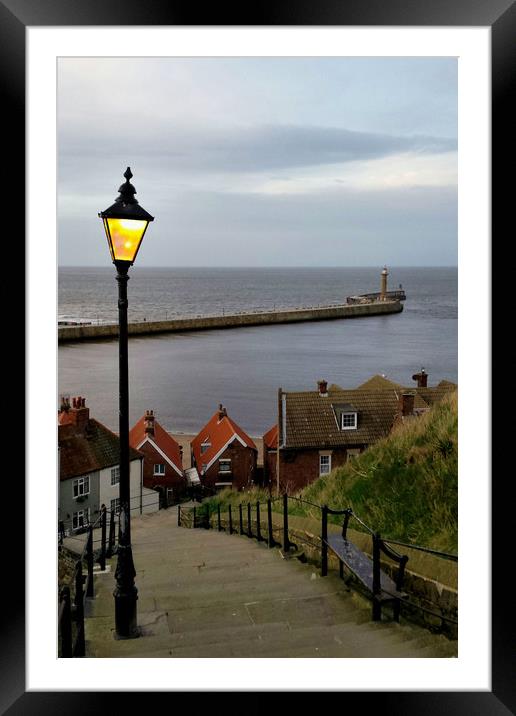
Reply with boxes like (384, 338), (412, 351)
(129, 410), (186, 506)
(58, 397), (158, 535)
(273, 372), (457, 493)
(191, 405), (258, 491)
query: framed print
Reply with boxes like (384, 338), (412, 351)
(3, 0), (511, 711)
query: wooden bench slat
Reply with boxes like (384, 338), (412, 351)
(326, 535), (407, 602)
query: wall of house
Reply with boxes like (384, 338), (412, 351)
(202, 441), (257, 491)
(278, 448), (352, 492)
(263, 449), (277, 490)
(99, 459), (143, 516)
(59, 470), (100, 534)
(138, 440), (186, 499)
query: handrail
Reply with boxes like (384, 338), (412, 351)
(381, 538), (458, 562)
(58, 505), (114, 657)
(287, 495), (322, 511)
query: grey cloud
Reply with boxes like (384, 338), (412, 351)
(59, 123), (457, 174)
(59, 183), (457, 267)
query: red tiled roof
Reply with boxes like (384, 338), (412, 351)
(59, 418), (143, 481)
(191, 410), (257, 470)
(263, 424), (278, 450)
(129, 415), (183, 474)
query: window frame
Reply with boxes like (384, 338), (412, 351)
(73, 475), (90, 498)
(319, 454), (331, 476)
(110, 466), (120, 485)
(341, 412), (357, 430)
(218, 459), (232, 474)
(72, 508), (90, 530)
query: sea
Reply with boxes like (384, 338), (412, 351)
(58, 266), (457, 436)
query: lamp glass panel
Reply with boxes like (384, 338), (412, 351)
(105, 218), (148, 263)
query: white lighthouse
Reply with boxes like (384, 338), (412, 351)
(380, 266), (389, 301)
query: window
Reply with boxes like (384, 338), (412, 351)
(73, 508), (90, 530)
(319, 454), (331, 476)
(341, 412), (357, 430)
(201, 442), (211, 454)
(73, 475), (90, 498)
(153, 464), (165, 476)
(219, 459), (232, 473)
(347, 448), (361, 460)
(110, 498), (120, 514)
(110, 466), (120, 485)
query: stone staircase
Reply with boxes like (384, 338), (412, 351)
(84, 506), (457, 658)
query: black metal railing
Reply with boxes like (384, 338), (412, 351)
(58, 504), (121, 658)
(178, 493), (457, 627)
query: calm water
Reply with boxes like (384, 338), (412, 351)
(58, 267), (457, 436)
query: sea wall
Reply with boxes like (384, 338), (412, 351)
(58, 300), (403, 343)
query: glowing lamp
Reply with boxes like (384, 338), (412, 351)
(99, 167), (154, 266)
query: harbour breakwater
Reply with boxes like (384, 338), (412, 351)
(58, 300), (403, 343)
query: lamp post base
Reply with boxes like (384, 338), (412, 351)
(113, 589), (139, 639)
(113, 543), (139, 639)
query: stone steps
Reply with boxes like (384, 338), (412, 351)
(84, 507), (457, 659)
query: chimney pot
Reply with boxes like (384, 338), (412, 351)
(317, 379), (328, 396)
(412, 369), (428, 388)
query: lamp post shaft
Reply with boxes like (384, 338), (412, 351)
(113, 262), (138, 638)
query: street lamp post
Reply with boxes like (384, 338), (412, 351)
(99, 167), (154, 638)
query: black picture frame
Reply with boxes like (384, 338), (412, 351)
(4, 0), (509, 711)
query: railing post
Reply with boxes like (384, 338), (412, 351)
(342, 508), (352, 541)
(99, 505), (107, 571)
(321, 505), (328, 577)
(267, 498), (274, 548)
(239, 503), (244, 535)
(282, 494), (290, 552)
(247, 502), (253, 538)
(60, 586), (72, 658)
(74, 561), (85, 657)
(177, 504), (181, 527)
(256, 501), (263, 541)
(86, 525), (94, 598)
(107, 509), (115, 557)
(217, 504), (222, 531)
(228, 504), (233, 534)
(372, 532), (382, 621)
(193, 507), (197, 529)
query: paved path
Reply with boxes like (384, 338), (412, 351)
(84, 507), (457, 658)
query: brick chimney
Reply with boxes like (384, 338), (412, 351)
(399, 392), (415, 416)
(59, 395), (70, 413)
(144, 410), (155, 436)
(218, 404), (227, 421)
(317, 379), (328, 396)
(65, 396), (90, 430)
(412, 368), (428, 388)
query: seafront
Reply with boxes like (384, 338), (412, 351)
(58, 299), (403, 343)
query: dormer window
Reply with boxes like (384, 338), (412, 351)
(200, 441), (211, 455)
(332, 402), (358, 431)
(341, 412), (357, 430)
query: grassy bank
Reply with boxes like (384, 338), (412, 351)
(199, 392), (458, 553)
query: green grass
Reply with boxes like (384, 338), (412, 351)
(198, 391), (458, 553)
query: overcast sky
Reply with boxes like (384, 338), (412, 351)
(58, 57), (457, 267)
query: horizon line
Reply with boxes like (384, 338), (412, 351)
(58, 264), (459, 269)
